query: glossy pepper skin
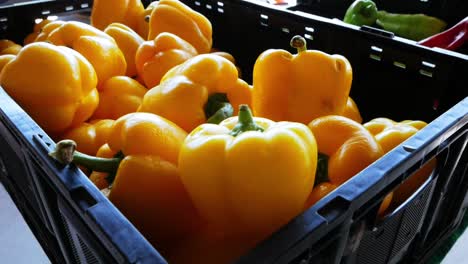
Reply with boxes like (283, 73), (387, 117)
(343, 97), (363, 123)
(179, 105), (317, 238)
(418, 16), (468, 50)
(46, 21), (127, 87)
(0, 40), (22, 55)
(0, 42), (98, 136)
(91, 76), (147, 120)
(343, 0), (378, 26)
(0, 54), (15, 78)
(148, 0), (213, 54)
(33, 20), (66, 42)
(51, 113), (203, 252)
(104, 23), (145, 78)
(136, 1), (158, 40)
(309, 115), (393, 215)
(135, 32), (198, 88)
(308, 115), (384, 185)
(252, 35), (352, 124)
(343, 0), (446, 41)
(138, 54), (252, 132)
(90, 0), (145, 37)
(364, 118), (437, 206)
(376, 11), (447, 41)
(24, 19), (53, 45)
(59, 119), (114, 156)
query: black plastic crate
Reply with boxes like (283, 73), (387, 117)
(290, 0), (468, 28)
(0, 0), (467, 264)
(286, 0), (468, 54)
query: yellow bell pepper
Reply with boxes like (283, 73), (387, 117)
(135, 32), (197, 88)
(89, 143), (116, 190)
(342, 97), (363, 123)
(136, 1), (159, 39)
(252, 35), (352, 124)
(308, 115), (384, 185)
(308, 115), (392, 215)
(24, 19), (53, 45)
(91, 76), (147, 120)
(50, 112), (203, 253)
(138, 54), (251, 132)
(59, 119), (115, 156)
(364, 118), (437, 206)
(90, 0), (145, 35)
(0, 42), (99, 137)
(179, 105), (317, 238)
(0, 54), (15, 78)
(148, 0), (213, 54)
(104, 23), (144, 78)
(0, 40), (22, 55)
(33, 20), (66, 42)
(46, 21), (127, 87)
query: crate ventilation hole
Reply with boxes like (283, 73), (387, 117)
(370, 45), (382, 61)
(260, 13), (269, 27)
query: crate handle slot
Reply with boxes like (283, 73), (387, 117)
(70, 186), (97, 212)
(317, 196), (351, 222)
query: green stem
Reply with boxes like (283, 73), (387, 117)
(290, 35), (307, 53)
(49, 139), (122, 174)
(229, 105), (264, 137)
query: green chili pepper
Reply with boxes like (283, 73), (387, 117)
(343, 0), (378, 26)
(343, 0), (447, 41)
(376, 11), (447, 41)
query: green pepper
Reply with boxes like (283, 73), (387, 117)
(343, 0), (378, 26)
(376, 11), (447, 41)
(343, 0), (447, 41)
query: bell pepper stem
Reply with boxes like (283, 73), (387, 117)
(49, 139), (122, 174)
(230, 105), (264, 137)
(290, 35), (307, 53)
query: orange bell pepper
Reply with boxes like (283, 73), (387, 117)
(0, 42), (98, 136)
(0, 54), (15, 78)
(33, 20), (66, 42)
(24, 19), (53, 45)
(309, 115), (384, 185)
(90, 0), (145, 36)
(59, 119), (115, 156)
(0, 40), (22, 55)
(136, 1), (159, 39)
(364, 118), (437, 206)
(46, 21), (127, 87)
(138, 54), (251, 132)
(91, 76), (147, 120)
(342, 97), (363, 123)
(304, 182), (337, 209)
(104, 23), (145, 78)
(147, 0), (213, 54)
(50, 112), (202, 253)
(89, 143), (117, 190)
(252, 35), (352, 124)
(135, 32), (197, 88)
(308, 115), (392, 215)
